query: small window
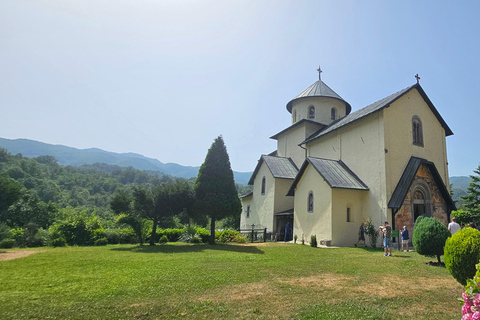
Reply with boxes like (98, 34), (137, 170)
(292, 110), (297, 123)
(347, 208), (351, 222)
(246, 205), (250, 218)
(308, 191), (314, 213)
(309, 106), (315, 119)
(331, 108), (337, 120)
(412, 116), (423, 146)
(261, 176), (266, 195)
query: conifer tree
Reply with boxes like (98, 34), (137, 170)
(461, 165), (480, 223)
(194, 136), (241, 244)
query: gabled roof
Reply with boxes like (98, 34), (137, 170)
(270, 119), (326, 140)
(239, 191), (253, 199)
(286, 80), (352, 115)
(248, 155), (299, 185)
(287, 157), (369, 196)
(388, 156), (456, 210)
(302, 83), (453, 145)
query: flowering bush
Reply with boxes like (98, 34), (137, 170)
(461, 263), (480, 319)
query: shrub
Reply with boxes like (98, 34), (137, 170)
(190, 236), (201, 244)
(444, 228), (480, 285)
(94, 237), (108, 246)
(161, 228), (184, 242)
(234, 234), (247, 243)
(50, 237), (67, 247)
(294, 234), (298, 244)
(412, 216), (450, 264)
(364, 219), (379, 248)
(195, 228), (210, 243)
(0, 239), (15, 249)
(105, 228), (137, 244)
(0, 223), (12, 242)
(159, 235), (168, 244)
(310, 235), (317, 247)
(217, 230), (239, 243)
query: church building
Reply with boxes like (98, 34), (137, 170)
(240, 68), (455, 247)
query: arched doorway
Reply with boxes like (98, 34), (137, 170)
(411, 180), (432, 224)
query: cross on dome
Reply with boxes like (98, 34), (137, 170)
(317, 66), (322, 81)
(415, 74), (421, 84)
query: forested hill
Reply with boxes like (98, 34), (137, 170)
(0, 138), (252, 185)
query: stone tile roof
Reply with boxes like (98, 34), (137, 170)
(287, 157), (368, 196)
(303, 83), (453, 144)
(248, 155), (298, 185)
(286, 80), (351, 114)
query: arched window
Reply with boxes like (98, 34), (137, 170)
(307, 191), (314, 213)
(309, 106), (315, 119)
(261, 176), (266, 195)
(412, 116), (423, 146)
(331, 108), (337, 120)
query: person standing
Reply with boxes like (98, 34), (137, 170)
(448, 217), (461, 235)
(401, 226), (409, 252)
(354, 222), (365, 247)
(284, 222), (292, 242)
(380, 221), (392, 256)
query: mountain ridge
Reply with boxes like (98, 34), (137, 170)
(0, 138), (252, 185)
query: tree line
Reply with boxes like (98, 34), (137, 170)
(0, 136), (243, 247)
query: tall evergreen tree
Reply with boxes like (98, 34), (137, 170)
(461, 165), (480, 223)
(194, 136), (241, 244)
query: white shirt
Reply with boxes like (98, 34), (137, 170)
(448, 222), (461, 235)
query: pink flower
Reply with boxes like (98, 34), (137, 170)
(472, 311), (480, 320)
(464, 303), (474, 315)
(465, 292), (472, 303)
(474, 294), (480, 308)
(464, 313), (474, 320)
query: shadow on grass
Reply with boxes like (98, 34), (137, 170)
(110, 243), (265, 255)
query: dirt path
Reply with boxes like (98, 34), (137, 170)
(0, 250), (45, 261)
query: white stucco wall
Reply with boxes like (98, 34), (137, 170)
(274, 178), (295, 214)
(307, 111), (387, 229)
(291, 97), (347, 125)
(293, 165), (332, 244)
(331, 188), (369, 246)
(383, 89), (450, 200)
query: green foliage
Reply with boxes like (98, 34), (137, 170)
(0, 238), (15, 248)
(158, 228), (184, 242)
(104, 228), (137, 244)
(233, 234), (247, 243)
(194, 136), (242, 244)
(49, 236), (67, 247)
(310, 235), (317, 247)
(364, 219), (379, 248)
(0, 223), (12, 242)
(412, 216), (450, 263)
(461, 165), (480, 223)
(294, 234), (298, 244)
(215, 230), (239, 243)
(159, 235), (168, 243)
(94, 238), (108, 246)
(190, 236), (201, 244)
(452, 209), (472, 226)
(444, 227), (480, 285)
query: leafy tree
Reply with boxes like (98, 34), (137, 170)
(412, 216), (450, 264)
(194, 136), (242, 244)
(0, 174), (23, 222)
(461, 165), (480, 223)
(451, 209), (472, 226)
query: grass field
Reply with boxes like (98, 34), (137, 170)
(0, 243), (463, 319)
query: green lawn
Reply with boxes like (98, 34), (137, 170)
(0, 243), (463, 319)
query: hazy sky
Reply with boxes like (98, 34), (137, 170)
(1, 0), (479, 176)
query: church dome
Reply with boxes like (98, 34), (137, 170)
(286, 80), (351, 115)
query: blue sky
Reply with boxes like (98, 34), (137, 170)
(0, 0), (478, 176)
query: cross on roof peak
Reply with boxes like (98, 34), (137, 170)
(317, 66), (322, 81)
(415, 74), (420, 84)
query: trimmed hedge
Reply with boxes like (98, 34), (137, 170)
(412, 216), (450, 263)
(444, 228), (480, 285)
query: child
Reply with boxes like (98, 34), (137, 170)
(401, 226), (409, 252)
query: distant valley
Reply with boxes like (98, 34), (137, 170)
(0, 138), (253, 185)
